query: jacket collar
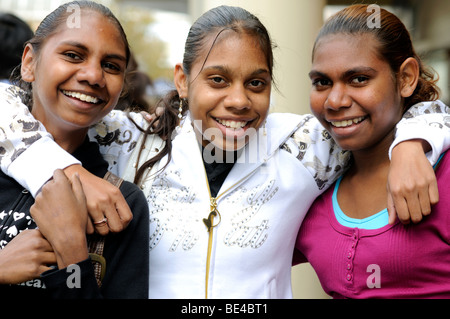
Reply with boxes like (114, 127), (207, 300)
(173, 112), (303, 198)
(177, 112), (303, 162)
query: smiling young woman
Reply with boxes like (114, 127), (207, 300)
(20, 9), (127, 153)
(0, 1), (148, 299)
(174, 31), (272, 152)
(295, 4), (450, 299)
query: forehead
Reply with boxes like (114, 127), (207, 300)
(312, 33), (386, 71)
(51, 9), (124, 47)
(195, 31), (269, 71)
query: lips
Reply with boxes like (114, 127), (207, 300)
(62, 90), (102, 104)
(330, 116), (366, 128)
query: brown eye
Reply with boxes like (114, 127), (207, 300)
(64, 52), (82, 60)
(312, 78), (331, 89)
(351, 76), (369, 85)
(102, 61), (121, 73)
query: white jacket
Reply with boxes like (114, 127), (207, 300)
(129, 112), (346, 298)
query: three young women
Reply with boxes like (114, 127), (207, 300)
(0, 5), (448, 298)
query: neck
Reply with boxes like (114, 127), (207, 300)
(52, 131), (87, 153)
(337, 133), (394, 219)
(31, 110), (88, 154)
(348, 131), (394, 176)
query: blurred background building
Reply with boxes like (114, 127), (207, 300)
(1, 0), (448, 298)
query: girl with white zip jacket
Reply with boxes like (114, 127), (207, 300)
(1, 6), (449, 298)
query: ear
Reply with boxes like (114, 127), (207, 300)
(398, 57), (419, 98)
(174, 63), (188, 99)
(21, 44), (36, 83)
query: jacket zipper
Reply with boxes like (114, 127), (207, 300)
(204, 196), (220, 299)
(202, 169), (258, 299)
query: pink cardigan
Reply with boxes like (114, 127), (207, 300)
(294, 152), (450, 299)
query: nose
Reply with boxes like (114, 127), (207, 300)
(76, 60), (106, 88)
(224, 84), (251, 110)
(325, 83), (352, 111)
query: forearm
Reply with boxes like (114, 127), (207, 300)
(391, 100), (450, 164)
(290, 114), (350, 190)
(88, 110), (148, 177)
(0, 84), (80, 196)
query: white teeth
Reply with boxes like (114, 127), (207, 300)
(62, 90), (100, 104)
(217, 118), (247, 129)
(331, 116), (365, 128)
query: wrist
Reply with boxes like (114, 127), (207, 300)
(64, 164), (86, 179)
(393, 139), (430, 155)
(53, 235), (89, 269)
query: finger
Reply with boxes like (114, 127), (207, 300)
(96, 185), (133, 233)
(140, 111), (153, 122)
(39, 265), (55, 275)
(87, 204), (110, 236)
(112, 197), (133, 231)
(52, 168), (70, 184)
(86, 219), (95, 235)
(70, 173), (87, 206)
(418, 186), (432, 218)
(102, 201), (126, 233)
(386, 192), (397, 225)
(391, 193), (410, 225)
(92, 214), (110, 236)
(428, 179), (440, 206)
(405, 193), (422, 224)
(27, 229), (54, 252)
(155, 106), (164, 116)
(42, 251), (57, 266)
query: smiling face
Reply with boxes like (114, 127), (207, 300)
(309, 33), (405, 154)
(175, 31), (272, 152)
(21, 9), (127, 150)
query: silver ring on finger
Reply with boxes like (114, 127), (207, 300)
(93, 217), (108, 225)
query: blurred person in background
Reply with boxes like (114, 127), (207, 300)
(0, 13), (33, 83)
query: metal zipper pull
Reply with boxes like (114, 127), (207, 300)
(203, 197), (221, 232)
(203, 211), (217, 233)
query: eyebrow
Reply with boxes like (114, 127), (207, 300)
(61, 41), (127, 62)
(309, 67), (378, 80)
(203, 65), (271, 77)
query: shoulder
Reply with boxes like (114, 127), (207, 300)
(265, 113), (314, 148)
